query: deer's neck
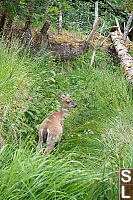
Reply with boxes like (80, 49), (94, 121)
(60, 107), (69, 118)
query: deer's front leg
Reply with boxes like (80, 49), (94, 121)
(57, 126), (63, 144)
(37, 128), (45, 151)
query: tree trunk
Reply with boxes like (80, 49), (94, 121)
(41, 20), (51, 48)
(3, 15), (14, 39)
(45, 0), (50, 18)
(23, 0), (34, 47)
(110, 27), (133, 85)
(0, 11), (6, 33)
(24, 17), (32, 46)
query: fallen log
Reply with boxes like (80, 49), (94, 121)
(110, 26), (133, 85)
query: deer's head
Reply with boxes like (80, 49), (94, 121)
(57, 92), (78, 109)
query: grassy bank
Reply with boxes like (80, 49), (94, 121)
(0, 40), (132, 199)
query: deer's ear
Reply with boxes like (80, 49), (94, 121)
(66, 90), (70, 97)
(57, 93), (63, 100)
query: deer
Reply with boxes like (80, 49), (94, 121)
(37, 91), (78, 155)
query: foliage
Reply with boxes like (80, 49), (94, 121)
(47, 0), (132, 35)
(1, 0), (132, 34)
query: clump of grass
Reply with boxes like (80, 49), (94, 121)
(0, 39), (33, 143)
(0, 145), (96, 200)
(0, 40), (31, 103)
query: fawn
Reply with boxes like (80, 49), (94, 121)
(37, 92), (78, 155)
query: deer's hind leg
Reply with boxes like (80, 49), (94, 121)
(43, 129), (56, 155)
(37, 128), (47, 152)
(43, 140), (56, 155)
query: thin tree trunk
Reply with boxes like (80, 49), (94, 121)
(123, 11), (133, 42)
(83, 1), (100, 50)
(92, 1), (98, 41)
(58, 3), (63, 34)
(45, 0), (50, 18)
(110, 27), (133, 85)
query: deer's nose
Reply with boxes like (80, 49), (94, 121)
(74, 104), (78, 108)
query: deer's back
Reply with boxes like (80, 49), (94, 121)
(39, 112), (64, 137)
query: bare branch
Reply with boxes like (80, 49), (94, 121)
(129, 26), (133, 32)
(123, 12), (133, 42)
(90, 22), (105, 69)
(83, 18), (101, 49)
(106, 1), (127, 20)
(100, 33), (110, 47)
(107, 1), (118, 14)
(115, 17), (122, 34)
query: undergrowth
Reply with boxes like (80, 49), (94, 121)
(0, 40), (132, 199)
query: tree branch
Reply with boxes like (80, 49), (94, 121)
(105, 1), (127, 20)
(83, 18), (101, 50)
(100, 33), (110, 47)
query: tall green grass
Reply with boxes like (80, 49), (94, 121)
(0, 41), (132, 199)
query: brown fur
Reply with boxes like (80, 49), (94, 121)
(37, 94), (77, 155)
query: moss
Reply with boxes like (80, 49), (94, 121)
(48, 31), (84, 47)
